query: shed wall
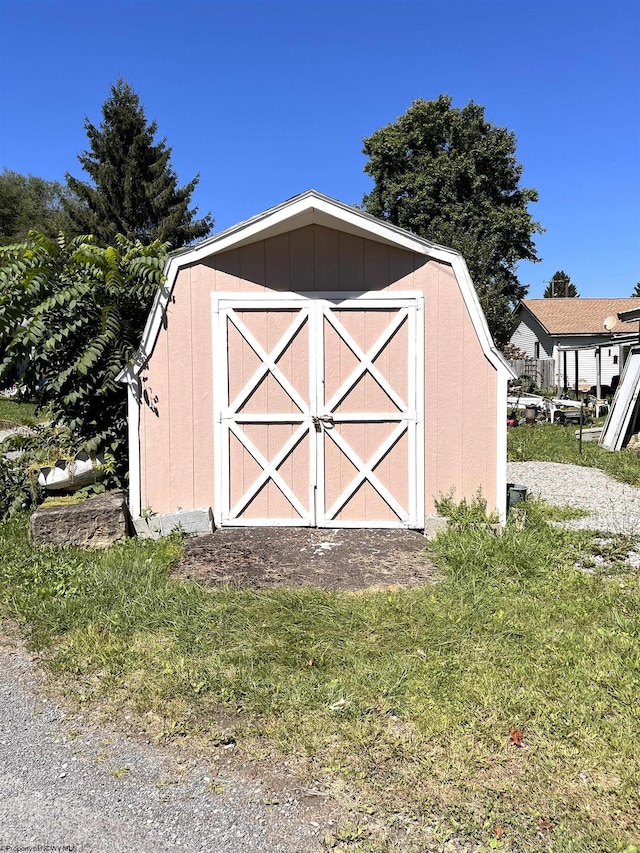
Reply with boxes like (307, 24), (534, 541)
(138, 224), (498, 520)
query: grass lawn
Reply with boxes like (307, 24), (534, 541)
(0, 502), (638, 852)
(0, 397), (40, 428)
(508, 422), (640, 487)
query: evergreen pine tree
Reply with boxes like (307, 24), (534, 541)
(65, 80), (213, 249)
(631, 282), (640, 297)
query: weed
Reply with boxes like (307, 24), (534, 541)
(535, 502), (589, 522)
(435, 491), (498, 529)
(204, 779), (226, 795)
(108, 765), (129, 779)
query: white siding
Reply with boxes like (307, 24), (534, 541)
(555, 337), (622, 389)
(510, 314), (554, 357)
(511, 319), (537, 356)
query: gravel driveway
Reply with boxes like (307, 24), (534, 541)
(508, 460), (640, 536)
(0, 629), (334, 852)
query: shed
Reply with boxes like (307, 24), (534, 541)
(119, 191), (513, 533)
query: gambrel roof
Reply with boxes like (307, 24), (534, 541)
(119, 190), (514, 383)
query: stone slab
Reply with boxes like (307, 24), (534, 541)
(133, 507), (214, 539)
(29, 491), (129, 549)
(422, 515), (448, 540)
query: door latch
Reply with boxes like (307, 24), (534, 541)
(312, 414), (334, 431)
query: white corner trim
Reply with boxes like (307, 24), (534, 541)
(495, 370), (508, 523)
(127, 374), (141, 518)
(211, 295), (224, 530)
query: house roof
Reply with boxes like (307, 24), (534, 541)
(518, 298), (640, 336)
(118, 190), (515, 382)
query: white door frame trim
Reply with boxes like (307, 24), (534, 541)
(211, 291), (424, 529)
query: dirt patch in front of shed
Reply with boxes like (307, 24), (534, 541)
(173, 528), (439, 591)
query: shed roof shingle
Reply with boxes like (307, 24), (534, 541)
(520, 298), (640, 335)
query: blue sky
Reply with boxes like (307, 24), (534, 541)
(1, 0), (638, 298)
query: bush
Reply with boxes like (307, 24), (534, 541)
(0, 233), (167, 474)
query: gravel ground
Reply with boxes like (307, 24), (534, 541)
(507, 460), (640, 536)
(0, 629), (334, 853)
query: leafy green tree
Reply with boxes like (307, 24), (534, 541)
(362, 96), (543, 346)
(65, 80), (213, 249)
(543, 270), (579, 297)
(631, 282), (640, 297)
(0, 170), (78, 244)
(0, 233), (167, 467)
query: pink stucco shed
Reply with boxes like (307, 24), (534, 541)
(120, 191), (513, 530)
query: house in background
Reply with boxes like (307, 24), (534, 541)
(510, 298), (640, 390)
(119, 190), (515, 533)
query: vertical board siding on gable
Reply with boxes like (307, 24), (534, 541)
(265, 233), (291, 291)
(313, 227), (340, 290)
(138, 223), (500, 518)
(338, 232), (365, 290)
(363, 239), (390, 290)
(388, 246), (417, 291)
(290, 228), (315, 290)
(210, 248), (240, 290)
(240, 240), (266, 290)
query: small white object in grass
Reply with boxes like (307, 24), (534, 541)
(314, 541), (340, 555)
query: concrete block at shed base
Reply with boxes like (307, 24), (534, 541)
(134, 507), (214, 539)
(422, 515), (448, 540)
(132, 517), (161, 540)
(29, 491), (129, 549)
(422, 515), (503, 539)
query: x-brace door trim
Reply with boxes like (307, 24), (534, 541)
(211, 292), (423, 528)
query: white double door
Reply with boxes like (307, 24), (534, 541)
(213, 293), (423, 528)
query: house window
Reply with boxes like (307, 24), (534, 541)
(534, 342), (540, 358)
(613, 355), (618, 365)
